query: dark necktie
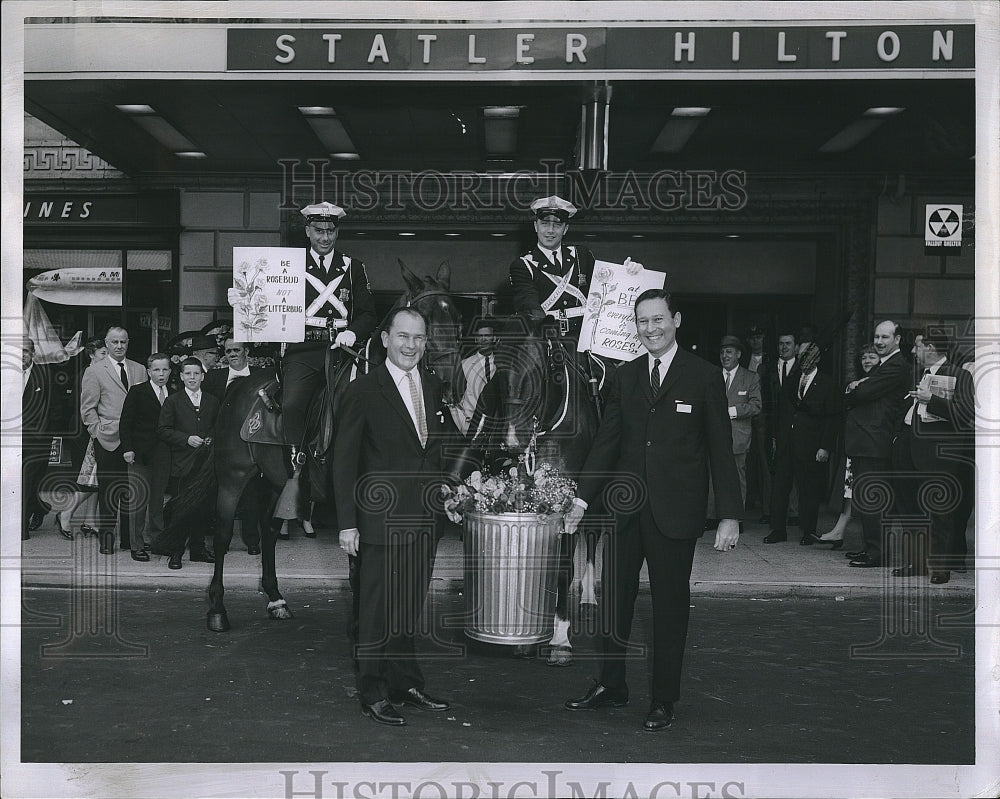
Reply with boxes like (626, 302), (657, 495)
(318, 254), (325, 272)
(553, 250), (561, 271)
(781, 360), (788, 385)
(483, 355), (491, 382)
(650, 358), (662, 395)
(118, 362), (129, 389)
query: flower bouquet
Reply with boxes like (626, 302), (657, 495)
(442, 454), (577, 524)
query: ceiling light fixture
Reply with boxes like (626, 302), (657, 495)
(864, 107), (905, 117)
(651, 107), (712, 154)
(115, 104), (200, 153)
(398, 232), (416, 237)
(299, 106), (360, 159)
(821, 107), (906, 153)
(175, 151), (208, 159)
(671, 107), (712, 118)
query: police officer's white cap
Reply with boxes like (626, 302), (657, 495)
(301, 202), (347, 221)
(530, 196), (577, 221)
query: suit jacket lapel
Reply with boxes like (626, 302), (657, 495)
(377, 366), (422, 447)
(105, 357), (128, 396)
(653, 349), (686, 405)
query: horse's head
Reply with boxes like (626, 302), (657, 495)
(398, 258), (462, 400)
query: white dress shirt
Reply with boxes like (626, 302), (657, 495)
(226, 365), (251, 386)
(648, 343), (679, 384)
(778, 356), (796, 385)
(384, 359), (425, 436)
(184, 388), (203, 409)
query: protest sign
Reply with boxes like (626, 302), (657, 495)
(578, 260), (667, 360)
(231, 247), (305, 343)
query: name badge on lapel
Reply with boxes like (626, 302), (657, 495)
(676, 402), (692, 414)
(738, 390), (747, 396)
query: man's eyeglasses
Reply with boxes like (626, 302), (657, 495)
(224, 348), (245, 354)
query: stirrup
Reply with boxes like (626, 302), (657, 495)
(290, 446), (306, 468)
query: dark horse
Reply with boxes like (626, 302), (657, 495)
(204, 260), (461, 632)
(471, 316), (607, 665)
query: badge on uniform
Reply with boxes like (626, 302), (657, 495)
(338, 288), (350, 303)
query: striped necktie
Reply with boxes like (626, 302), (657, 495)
(650, 358), (662, 395)
(407, 371), (428, 447)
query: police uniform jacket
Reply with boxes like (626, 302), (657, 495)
(286, 250), (377, 355)
(509, 244), (595, 336)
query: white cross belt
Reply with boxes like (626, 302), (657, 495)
(304, 271), (348, 327)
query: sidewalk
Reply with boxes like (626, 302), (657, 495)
(18, 507), (974, 596)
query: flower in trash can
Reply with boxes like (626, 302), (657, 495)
(442, 458), (577, 524)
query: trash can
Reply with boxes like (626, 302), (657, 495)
(463, 511), (563, 645)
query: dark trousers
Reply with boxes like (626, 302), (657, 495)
(164, 474), (209, 555)
(356, 532), (436, 706)
(746, 415), (772, 513)
(126, 461), (168, 552)
(849, 455), (893, 565)
(94, 442), (130, 545)
(771, 445), (827, 536)
(890, 432), (970, 572)
(281, 348), (326, 446)
(22, 440), (50, 535)
(599, 508), (698, 704)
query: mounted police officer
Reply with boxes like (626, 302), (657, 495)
(509, 195), (595, 339)
(230, 201), (377, 461)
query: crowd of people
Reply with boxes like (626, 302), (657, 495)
(20, 194), (977, 731)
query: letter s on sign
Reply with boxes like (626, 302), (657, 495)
(275, 34), (296, 64)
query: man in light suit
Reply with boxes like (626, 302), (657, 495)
(563, 289), (742, 732)
(454, 319), (500, 435)
(889, 330), (975, 584)
(844, 320), (911, 568)
(120, 353), (173, 561)
(79, 326), (148, 554)
(157, 358), (220, 570)
(707, 334), (761, 525)
(334, 307), (457, 727)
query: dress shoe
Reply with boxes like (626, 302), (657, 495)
(811, 532), (844, 550)
(362, 699), (406, 726)
(167, 553), (183, 570)
(643, 701), (674, 732)
(930, 571), (951, 584)
(27, 511), (45, 531)
(303, 521), (317, 538)
(891, 563), (926, 578)
(848, 553), (881, 568)
(799, 534), (814, 546)
(189, 549), (216, 563)
(80, 524), (99, 538)
(130, 550), (150, 562)
(763, 530), (787, 544)
(389, 687), (450, 712)
(703, 518), (719, 531)
(99, 533), (114, 555)
(247, 545), (261, 555)
(56, 519), (74, 541)
(845, 549), (867, 559)
(564, 683), (629, 711)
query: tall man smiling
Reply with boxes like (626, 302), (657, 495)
(563, 289), (742, 731)
(334, 307), (456, 727)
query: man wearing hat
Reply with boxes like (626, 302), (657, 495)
(706, 335), (761, 527)
(191, 334), (221, 373)
(509, 195), (597, 339)
(232, 201), (377, 458)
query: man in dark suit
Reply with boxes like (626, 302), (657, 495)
(228, 201), (377, 461)
(889, 330), (975, 584)
(844, 320), (912, 568)
(334, 307), (456, 727)
(79, 326), (148, 553)
(768, 344), (841, 544)
(157, 357), (220, 570)
(562, 289), (742, 732)
(120, 353), (173, 561)
(763, 328), (802, 541)
(203, 338), (266, 554)
(21, 336), (53, 538)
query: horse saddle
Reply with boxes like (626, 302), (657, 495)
(240, 379), (285, 445)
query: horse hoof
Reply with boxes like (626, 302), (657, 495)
(267, 599), (294, 620)
(207, 612), (230, 633)
(546, 645), (573, 667)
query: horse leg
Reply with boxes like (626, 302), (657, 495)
(261, 494), (293, 621)
(207, 474), (243, 633)
(545, 531), (575, 666)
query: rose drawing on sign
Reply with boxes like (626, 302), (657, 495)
(233, 258), (270, 340)
(587, 268), (619, 351)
